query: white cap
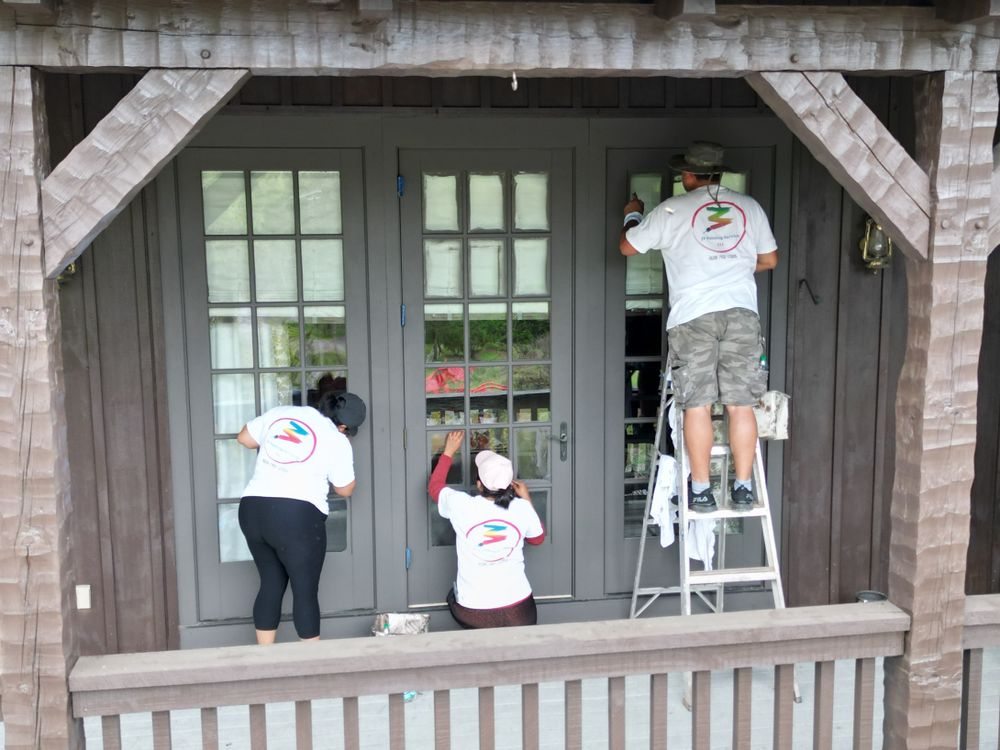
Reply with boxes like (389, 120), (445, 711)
(475, 451), (514, 492)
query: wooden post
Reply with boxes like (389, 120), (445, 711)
(0, 66), (82, 748)
(883, 70), (998, 749)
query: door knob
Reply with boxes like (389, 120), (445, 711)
(550, 422), (569, 462)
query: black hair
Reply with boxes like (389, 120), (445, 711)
(479, 483), (516, 509)
(316, 391), (361, 436)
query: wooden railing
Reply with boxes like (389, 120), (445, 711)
(961, 594), (1000, 749)
(70, 602), (909, 749)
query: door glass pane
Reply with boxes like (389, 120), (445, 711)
(469, 173), (505, 231)
(254, 239), (298, 302)
(424, 239), (463, 298)
(529, 489), (549, 535)
(624, 423), (655, 480)
(206, 240), (250, 303)
(513, 365), (550, 422)
(625, 300), (663, 357)
(251, 171), (295, 235)
(302, 239), (345, 302)
(513, 238), (549, 296)
(625, 252), (663, 296)
(215, 438), (255, 499)
(260, 371), (298, 411)
(629, 173), (662, 216)
(672, 170), (748, 197)
(257, 307), (301, 368)
(470, 428), (510, 483)
(513, 172), (549, 230)
(430, 432), (464, 484)
(425, 304), (465, 363)
(469, 239), (506, 297)
(469, 365), (508, 425)
(299, 171), (342, 235)
(515, 427), (550, 481)
(426, 367), (465, 426)
(209, 308), (253, 369)
(626, 362), (662, 419)
(512, 302), (550, 360)
(307, 370), (348, 409)
(218, 503), (252, 563)
(202, 171), (247, 235)
(624, 483), (646, 538)
(213, 373), (256, 434)
(326, 497), (348, 552)
(469, 303), (508, 362)
(304, 305), (347, 366)
(424, 174), (459, 231)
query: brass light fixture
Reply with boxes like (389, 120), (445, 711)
(859, 217), (892, 272)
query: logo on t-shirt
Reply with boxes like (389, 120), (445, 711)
(263, 418), (318, 464)
(691, 200), (747, 253)
(466, 519), (523, 563)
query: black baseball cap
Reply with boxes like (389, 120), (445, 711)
(322, 391), (367, 436)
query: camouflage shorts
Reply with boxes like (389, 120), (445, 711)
(667, 308), (767, 409)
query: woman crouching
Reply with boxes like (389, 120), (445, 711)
(428, 430), (546, 628)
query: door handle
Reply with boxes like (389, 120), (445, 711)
(550, 422), (569, 462)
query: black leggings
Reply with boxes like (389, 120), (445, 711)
(447, 588), (537, 629)
(238, 496), (327, 638)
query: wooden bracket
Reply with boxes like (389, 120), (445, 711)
(746, 71), (930, 262)
(654, 0), (715, 20)
(936, 0), (1000, 23)
(41, 68), (250, 279)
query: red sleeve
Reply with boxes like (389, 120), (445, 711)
(428, 454), (453, 503)
(525, 529), (546, 545)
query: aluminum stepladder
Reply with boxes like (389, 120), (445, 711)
(627, 373), (800, 702)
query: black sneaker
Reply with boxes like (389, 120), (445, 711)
(730, 483), (755, 511)
(687, 483), (717, 513)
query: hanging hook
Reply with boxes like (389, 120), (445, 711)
(510, 71), (518, 91)
(798, 278), (821, 305)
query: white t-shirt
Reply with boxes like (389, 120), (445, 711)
(625, 185), (777, 329)
(437, 488), (544, 610)
(241, 405), (355, 514)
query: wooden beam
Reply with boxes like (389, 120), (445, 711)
(0, 3), (997, 75)
(883, 71), (998, 750)
(654, 0), (715, 21)
(41, 68), (249, 279)
(0, 0), (54, 15)
(989, 145), (1000, 250)
(0, 66), (83, 747)
(358, 0), (393, 20)
(746, 71), (930, 261)
(936, 0), (1000, 23)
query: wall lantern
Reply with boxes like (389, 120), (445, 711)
(859, 217), (893, 272)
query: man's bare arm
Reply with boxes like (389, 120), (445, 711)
(755, 250), (778, 273)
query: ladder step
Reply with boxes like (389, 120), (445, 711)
(688, 567), (778, 585)
(682, 506), (769, 520)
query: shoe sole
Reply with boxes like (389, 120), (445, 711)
(689, 504), (718, 513)
(729, 502), (754, 513)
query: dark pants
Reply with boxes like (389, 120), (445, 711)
(447, 588), (537, 629)
(238, 496), (327, 638)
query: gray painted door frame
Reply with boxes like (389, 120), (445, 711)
(159, 112), (791, 646)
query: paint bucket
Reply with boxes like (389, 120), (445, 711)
(855, 590), (887, 603)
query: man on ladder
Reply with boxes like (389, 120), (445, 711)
(619, 142), (778, 513)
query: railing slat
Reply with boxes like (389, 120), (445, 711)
(813, 661), (835, 750)
(773, 664), (794, 750)
(102, 714), (122, 750)
(343, 696), (360, 750)
(249, 703), (267, 750)
(522, 682), (539, 750)
(732, 667), (752, 750)
(295, 700), (312, 750)
(479, 686), (495, 750)
(650, 673), (667, 749)
(388, 693), (405, 750)
(200, 706), (219, 750)
(853, 657), (875, 750)
(565, 679), (582, 750)
(692, 670), (711, 750)
(152, 710), (172, 750)
(434, 690), (450, 750)
(960, 648), (984, 749)
(609, 676), (625, 750)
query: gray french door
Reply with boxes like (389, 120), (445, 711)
(604, 145), (777, 595)
(400, 149), (574, 607)
(176, 148), (375, 623)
